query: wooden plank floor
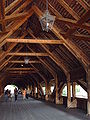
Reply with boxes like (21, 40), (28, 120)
(0, 95), (89, 120)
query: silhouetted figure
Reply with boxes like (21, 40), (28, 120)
(26, 89), (30, 99)
(14, 88), (18, 101)
(8, 90), (12, 101)
(4, 89), (9, 102)
(23, 89), (26, 99)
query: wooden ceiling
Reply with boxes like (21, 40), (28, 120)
(0, 0), (90, 88)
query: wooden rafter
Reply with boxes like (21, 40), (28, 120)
(24, 43), (55, 83)
(33, 5), (90, 68)
(27, 45), (56, 77)
(8, 60), (41, 64)
(0, 12), (28, 24)
(0, 32), (27, 70)
(40, 58), (56, 77)
(0, 31), (9, 35)
(0, 0), (6, 31)
(56, 17), (90, 31)
(0, 0), (33, 47)
(57, 0), (80, 20)
(70, 34), (90, 41)
(27, 28), (69, 76)
(43, 1), (90, 36)
(66, 9), (90, 36)
(76, 0), (89, 10)
(0, 0), (89, 89)
(0, 0), (33, 36)
(30, 64), (47, 84)
(7, 71), (37, 74)
(0, 43), (17, 62)
(5, 0), (32, 14)
(6, 38), (64, 44)
(61, 33), (90, 42)
(0, 45), (24, 71)
(7, 52), (49, 57)
(5, 0), (22, 14)
(0, 7), (34, 47)
(0, 0), (5, 19)
(42, 45), (69, 75)
(7, 68), (34, 71)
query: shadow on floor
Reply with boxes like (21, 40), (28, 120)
(36, 98), (90, 120)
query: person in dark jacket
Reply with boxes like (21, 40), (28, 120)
(14, 88), (18, 101)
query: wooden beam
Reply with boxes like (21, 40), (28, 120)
(57, 0), (80, 20)
(0, 0), (6, 31)
(33, 5), (90, 68)
(0, 12), (28, 24)
(5, 0), (32, 14)
(27, 45), (56, 77)
(7, 52), (49, 57)
(0, 43), (17, 62)
(8, 60), (41, 64)
(5, 0), (22, 14)
(11, 0), (32, 15)
(7, 71), (37, 74)
(76, 0), (89, 10)
(27, 29), (69, 76)
(56, 17), (90, 31)
(39, 58), (56, 77)
(66, 9), (90, 36)
(71, 34), (90, 41)
(43, 0), (90, 31)
(42, 45), (69, 74)
(7, 68), (34, 71)
(0, 30), (9, 35)
(0, 45), (24, 71)
(30, 64), (47, 85)
(0, 32), (27, 68)
(0, 0), (5, 19)
(61, 32), (90, 42)
(0, 0), (33, 46)
(0, 7), (34, 47)
(6, 38), (64, 44)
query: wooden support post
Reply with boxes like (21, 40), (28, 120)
(37, 84), (40, 99)
(0, 0), (6, 31)
(87, 69), (90, 115)
(72, 82), (76, 100)
(59, 84), (64, 104)
(56, 75), (59, 104)
(67, 74), (71, 107)
(0, 85), (1, 96)
(0, 81), (3, 97)
(28, 85), (32, 93)
(34, 83), (36, 98)
(45, 82), (49, 101)
(31, 86), (33, 97)
(71, 82), (77, 108)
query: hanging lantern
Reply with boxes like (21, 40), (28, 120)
(24, 56), (29, 64)
(40, 0), (55, 32)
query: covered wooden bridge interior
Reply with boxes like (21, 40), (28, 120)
(0, 0), (90, 116)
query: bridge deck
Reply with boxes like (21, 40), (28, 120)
(0, 95), (89, 120)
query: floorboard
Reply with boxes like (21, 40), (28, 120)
(0, 95), (89, 120)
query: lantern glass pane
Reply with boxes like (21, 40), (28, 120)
(40, 10), (55, 32)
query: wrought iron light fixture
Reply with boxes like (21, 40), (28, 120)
(24, 45), (29, 64)
(40, 0), (55, 32)
(24, 56), (29, 64)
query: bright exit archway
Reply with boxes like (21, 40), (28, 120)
(4, 85), (18, 95)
